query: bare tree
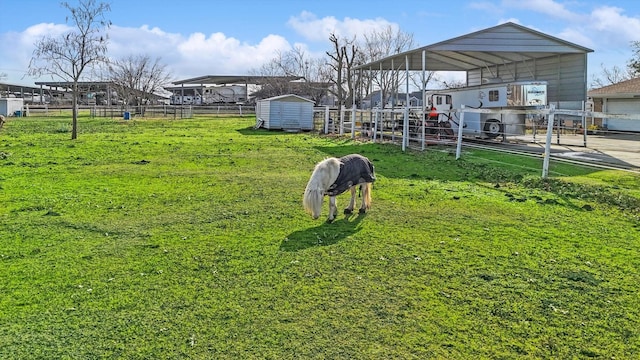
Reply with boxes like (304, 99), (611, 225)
(441, 79), (467, 89)
(250, 54), (292, 99)
(250, 46), (331, 105)
(28, 0), (110, 139)
(590, 63), (633, 89)
(590, 41), (640, 89)
(359, 26), (422, 106)
(109, 55), (172, 114)
(326, 33), (359, 113)
(627, 40), (640, 78)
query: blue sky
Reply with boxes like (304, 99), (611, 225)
(1, 0), (639, 87)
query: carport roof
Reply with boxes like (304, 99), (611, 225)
(354, 22), (593, 72)
(171, 75), (302, 85)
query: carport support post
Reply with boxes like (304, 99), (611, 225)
(456, 105), (466, 160)
(402, 56), (410, 151)
(351, 82), (357, 139)
(542, 104), (556, 178)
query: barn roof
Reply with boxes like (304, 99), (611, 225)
(171, 75), (302, 85)
(354, 22), (593, 72)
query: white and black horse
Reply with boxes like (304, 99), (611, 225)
(303, 154), (375, 222)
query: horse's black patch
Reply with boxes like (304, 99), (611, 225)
(326, 154), (375, 196)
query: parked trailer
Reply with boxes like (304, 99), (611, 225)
(427, 81), (547, 138)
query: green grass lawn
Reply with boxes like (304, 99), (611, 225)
(1, 114), (638, 359)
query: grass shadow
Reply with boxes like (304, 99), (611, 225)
(280, 213), (366, 252)
(236, 126), (314, 136)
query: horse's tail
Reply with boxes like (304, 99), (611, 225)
(362, 182), (372, 210)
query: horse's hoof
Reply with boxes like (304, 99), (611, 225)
(326, 218), (334, 223)
(344, 209), (353, 215)
(358, 209), (366, 214)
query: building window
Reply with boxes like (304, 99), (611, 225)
(489, 90), (499, 102)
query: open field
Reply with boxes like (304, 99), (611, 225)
(1, 114), (639, 359)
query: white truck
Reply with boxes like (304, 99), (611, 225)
(426, 80), (547, 138)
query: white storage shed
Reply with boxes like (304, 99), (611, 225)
(256, 94), (314, 131)
(0, 98), (24, 116)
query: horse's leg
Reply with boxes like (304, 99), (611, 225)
(359, 183), (369, 214)
(344, 186), (356, 214)
(327, 195), (337, 222)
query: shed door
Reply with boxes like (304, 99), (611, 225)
(606, 99), (640, 132)
(281, 102), (302, 129)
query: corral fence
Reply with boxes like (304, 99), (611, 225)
(11, 103), (638, 176)
(17, 104), (257, 119)
(312, 105), (640, 177)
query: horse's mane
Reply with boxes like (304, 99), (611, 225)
(303, 157), (341, 216)
(307, 157), (341, 190)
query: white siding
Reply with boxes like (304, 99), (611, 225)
(467, 53), (587, 110)
(0, 98), (24, 116)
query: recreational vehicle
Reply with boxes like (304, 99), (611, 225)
(427, 81), (547, 138)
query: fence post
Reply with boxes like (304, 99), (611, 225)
(456, 105), (466, 160)
(339, 107), (345, 136)
(421, 111), (425, 151)
(582, 100), (588, 147)
(542, 104), (556, 178)
(351, 106), (356, 139)
(402, 108), (408, 151)
(324, 106), (330, 134)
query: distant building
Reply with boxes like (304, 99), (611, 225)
(589, 77), (640, 132)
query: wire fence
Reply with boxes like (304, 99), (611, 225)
(313, 105), (640, 176)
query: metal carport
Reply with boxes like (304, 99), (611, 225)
(352, 22), (594, 149)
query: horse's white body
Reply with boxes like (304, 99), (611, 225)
(303, 156), (373, 222)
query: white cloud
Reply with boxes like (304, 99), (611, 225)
(1, 23), (294, 85)
(175, 32), (291, 76)
(494, 1), (639, 70)
(558, 27), (594, 48)
(288, 11), (397, 43)
(0, 23), (74, 84)
(589, 6), (640, 45)
(502, 0), (580, 21)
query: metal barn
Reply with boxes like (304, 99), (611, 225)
(354, 22), (593, 111)
(256, 94), (314, 131)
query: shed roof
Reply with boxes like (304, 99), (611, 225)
(588, 77), (640, 98)
(260, 94), (314, 103)
(354, 22), (593, 72)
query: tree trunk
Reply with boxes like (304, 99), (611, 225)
(72, 84), (78, 139)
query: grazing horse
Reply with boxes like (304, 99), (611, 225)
(303, 154), (376, 222)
